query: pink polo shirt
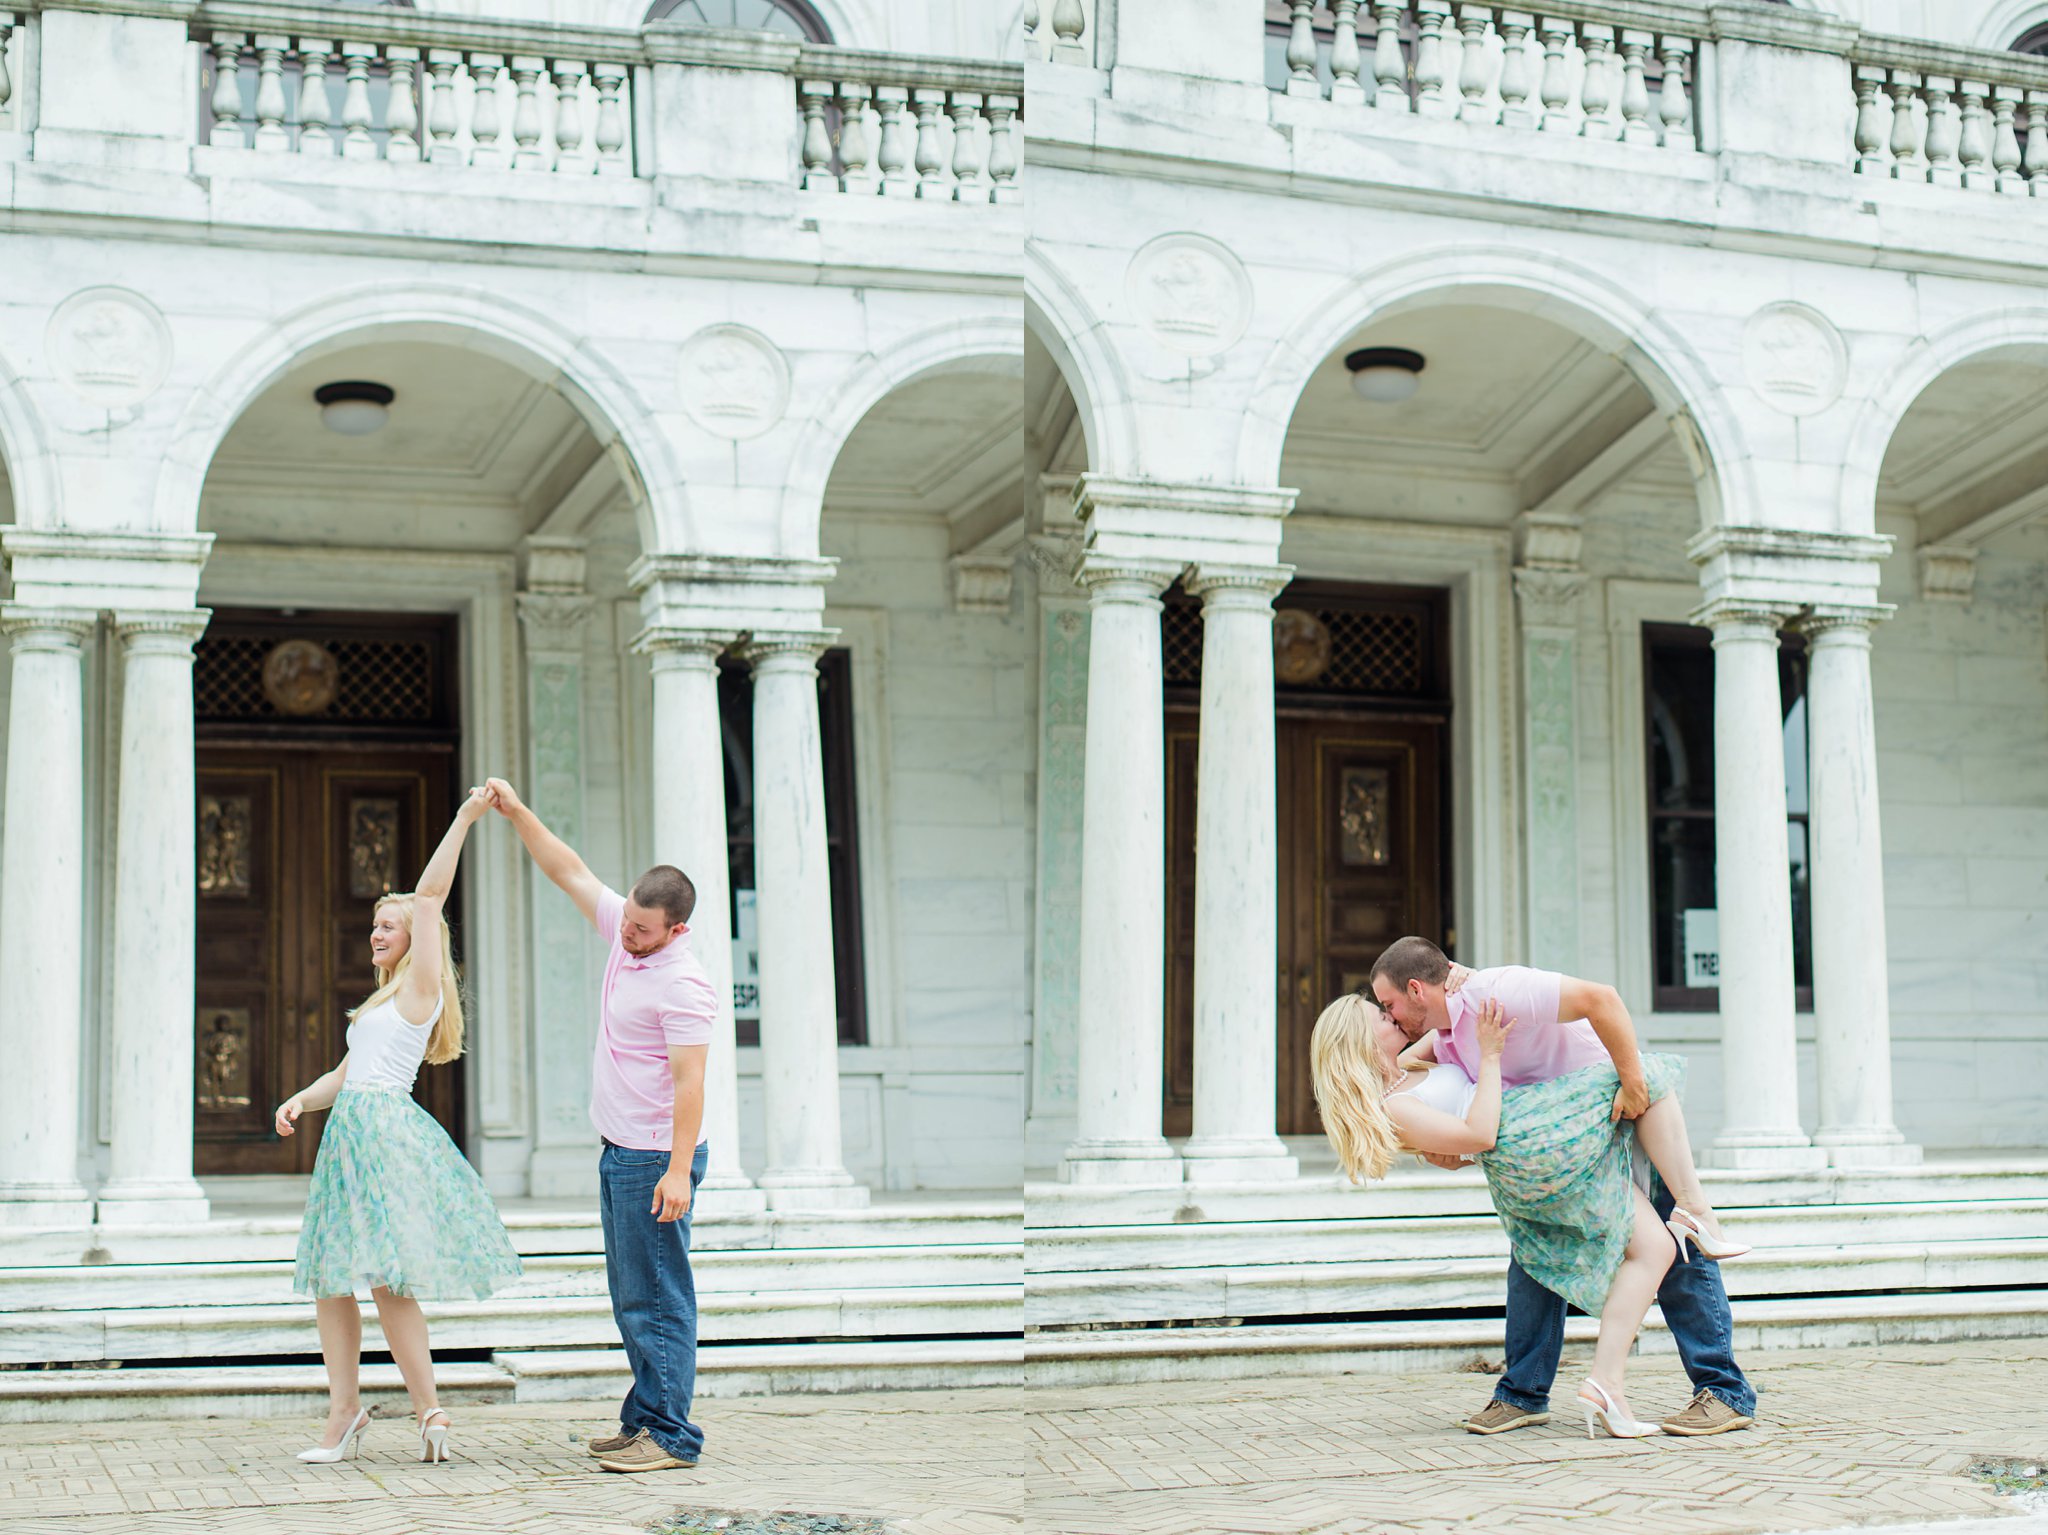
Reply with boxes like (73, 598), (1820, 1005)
(588, 886), (716, 1152)
(1434, 964), (1609, 1087)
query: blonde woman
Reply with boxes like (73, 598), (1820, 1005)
(275, 787), (522, 1465)
(1311, 988), (1703, 1439)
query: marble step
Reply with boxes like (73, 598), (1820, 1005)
(1025, 1236), (2048, 1327)
(0, 1243), (1020, 1312)
(0, 1339), (1024, 1423)
(1023, 1288), (2048, 1388)
(1, 1282), (1025, 1366)
(1025, 1198), (2048, 1273)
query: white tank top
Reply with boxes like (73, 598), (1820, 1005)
(343, 990), (444, 1094)
(1390, 1063), (1479, 1121)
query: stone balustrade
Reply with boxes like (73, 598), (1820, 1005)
(1, 11), (20, 137)
(1850, 36), (2048, 194)
(1274, 0), (1701, 150)
(1022, 0), (1091, 65)
(795, 49), (1021, 202)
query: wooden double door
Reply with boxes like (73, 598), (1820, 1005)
(194, 746), (463, 1174)
(1165, 712), (1445, 1137)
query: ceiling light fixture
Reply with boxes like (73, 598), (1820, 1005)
(315, 380), (396, 436)
(1344, 346), (1425, 404)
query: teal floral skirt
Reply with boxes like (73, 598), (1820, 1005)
(294, 1085), (524, 1301)
(1476, 1053), (1686, 1317)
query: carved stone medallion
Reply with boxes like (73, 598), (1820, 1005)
(1272, 608), (1332, 684)
(678, 324), (791, 439)
(1125, 233), (1253, 358)
(1742, 302), (1847, 417)
(261, 638), (339, 715)
(48, 287), (173, 409)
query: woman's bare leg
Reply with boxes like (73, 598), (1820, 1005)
(1633, 1094), (1724, 1237)
(371, 1287), (441, 1424)
(314, 1296), (365, 1445)
(1583, 1186), (1675, 1421)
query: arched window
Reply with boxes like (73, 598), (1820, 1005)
(2014, 22), (2048, 54)
(642, 0), (832, 42)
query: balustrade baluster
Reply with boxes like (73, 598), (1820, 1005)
(987, 92), (1020, 203)
(1414, 0), (1453, 117)
(876, 85), (913, 196)
(1330, 0), (1365, 105)
(1958, 80), (1993, 189)
(1023, 0), (1039, 52)
(2024, 90), (2048, 192)
(552, 60), (588, 173)
(838, 81), (875, 193)
(1500, 12), (1538, 129)
(425, 49), (462, 165)
(948, 89), (986, 199)
(798, 80), (835, 189)
(1993, 85), (2025, 193)
(339, 40), (378, 161)
(0, 14), (14, 122)
(1852, 64), (1888, 175)
(1455, 6), (1494, 125)
(593, 63), (629, 175)
(208, 35), (247, 148)
(1656, 36), (1692, 148)
(1371, 3), (1408, 113)
(509, 56), (545, 169)
(252, 37), (290, 152)
(1617, 28), (1653, 143)
(1579, 24), (1617, 139)
(1887, 70), (1926, 179)
(1285, 2), (1320, 98)
(469, 53), (507, 168)
(1050, 0), (1086, 64)
(296, 40), (335, 156)
(385, 46), (421, 163)
(1537, 16), (1573, 132)
(1923, 75), (1960, 184)
(912, 86), (947, 197)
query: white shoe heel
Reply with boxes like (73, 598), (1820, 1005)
(1667, 1206), (1752, 1263)
(296, 1407), (370, 1463)
(1577, 1379), (1661, 1440)
(419, 1407), (452, 1464)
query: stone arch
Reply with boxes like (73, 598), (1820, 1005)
(1237, 243), (1748, 530)
(152, 281), (680, 551)
(615, 0), (878, 43)
(1025, 243), (1139, 482)
(0, 344), (60, 533)
(778, 311), (1024, 554)
(1974, 0), (2048, 50)
(1839, 305), (2048, 535)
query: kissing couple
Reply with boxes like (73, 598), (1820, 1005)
(1312, 937), (1758, 1439)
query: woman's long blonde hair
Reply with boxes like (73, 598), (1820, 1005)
(1310, 992), (1401, 1183)
(354, 893), (466, 1065)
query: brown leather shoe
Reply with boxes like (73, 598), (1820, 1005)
(1464, 1399), (1550, 1434)
(596, 1430), (697, 1473)
(586, 1429), (635, 1458)
(1661, 1389), (1754, 1436)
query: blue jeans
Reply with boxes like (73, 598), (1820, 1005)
(598, 1140), (708, 1462)
(1493, 1186), (1756, 1418)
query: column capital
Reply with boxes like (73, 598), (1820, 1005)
(0, 605), (97, 650)
(1511, 566), (1587, 628)
(1690, 596), (1798, 641)
(736, 628), (838, 671)
(1074, 554), (1179, 604)
(1184, 562), (1294, 608)
(1796, 602), (1894, 645)
(633, 625), (739, 671)
(515, 590), (598, 651)
(111, 608), (211, 656)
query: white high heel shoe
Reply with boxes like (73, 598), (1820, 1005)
(1667, 1206), (1752, 1263)
(296, 1407), (370, 1463)
(419, 1407), (452, 1464)
(1577, 1379), (1661, 1440)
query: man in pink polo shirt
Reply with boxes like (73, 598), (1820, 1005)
(486, 777), (714, 1475)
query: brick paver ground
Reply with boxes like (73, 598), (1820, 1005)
(3, 1340), (2045, 1534)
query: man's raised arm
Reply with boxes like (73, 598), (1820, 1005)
(1558, 975), (1649, 1123)
(486, 777), (605, 928)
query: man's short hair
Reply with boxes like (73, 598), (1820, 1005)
(1368, 936), (1451, 994)
(630, 865), (697, 927)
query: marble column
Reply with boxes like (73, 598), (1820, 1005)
(1061, 556), (1183, 1185)
(740, 630), (867, 1210)
(1801, 606), (1921, 1166)
(98, 610), (213, 1224)
(0, 606), (98, 1226)
(1697, 599), (1826, 1169)
(1513, 565), (1587, 974)
(642, 626), (765, 1212)
(1181, 564), (1298, 1184)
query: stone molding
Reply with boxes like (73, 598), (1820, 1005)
(1075, 476), (1296, 568)
(1687, 524), (1893, 612)
(1796, 602), (1894, 643)
(1514, 511), (1584, 572)
(110, 608), (211, 656)
(1917, 544), (1978, 603)
(1692, 595), (1800, 640)
(0, 604), (98, 649)
(1183, 561), (1293, 610)
(1706, 2), (1862, 53)
(737, 628), (839, 671)
(0, 530), (216, 612)
(628, 553), (837, 594)
(632, 625), (738, 669)
(1073, 553), (1180, 605)
(949, 553), (1015, 614)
